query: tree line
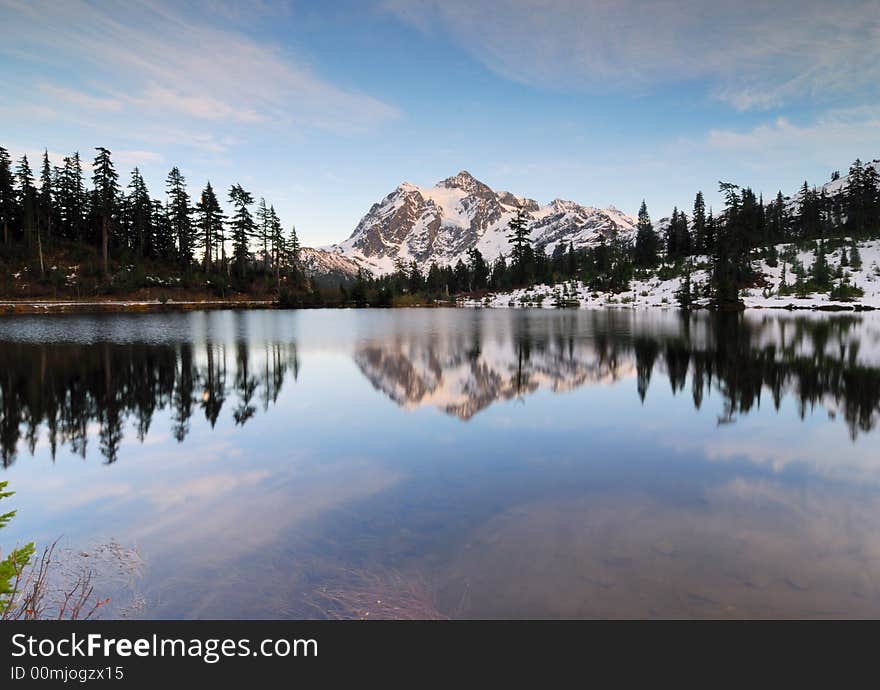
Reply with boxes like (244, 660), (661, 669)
(0, 145), (303, 296)
(2, 144), (878, 308)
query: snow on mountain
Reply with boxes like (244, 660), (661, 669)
(320, 170), (637, 276)
(298, 247), (365, 283)
(793, 158), (880, 206)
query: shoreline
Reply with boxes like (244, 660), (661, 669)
(0, 298), (276, 315)
(0, 297), (875, 315)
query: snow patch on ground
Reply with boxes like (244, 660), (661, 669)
(459, 239), (880, 311)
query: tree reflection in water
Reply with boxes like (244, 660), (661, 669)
(0, 340), (299, 466)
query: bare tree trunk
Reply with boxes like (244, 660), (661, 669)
(37, 226), (44, 278)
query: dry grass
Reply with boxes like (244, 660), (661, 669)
(1, 539), (144, 620)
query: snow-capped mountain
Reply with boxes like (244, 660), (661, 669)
(319, 171), (637, 276)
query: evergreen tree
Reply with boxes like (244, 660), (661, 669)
(850, 240), (862, 270)
(634, 200), (659, 268)
(691, 191), (707, 254)
(195, 182), (224, 274)
(92, 147), (119, 276)
(810, 241), (831, 290)
(15, 155), (43, 275)
(38, 150), (55, 247)
(56, 152), (86, 242)
(0, 147), (14, 248)
(268, 206), (284, 290)
(767, 191), (788, 243)
(665, 208), (691, 259)
(467, 246), (490, 290)
(798, 180), (822, 239)
(711, 183), (747, 309)
(286, 223), (300, 269)
(151, 199), (174, 259)
(126, 167), (152, 257)
(507, 206), (532, 284)
(453, 258), (470, 292)
(166, 167), (192, 267)
(228, 184), (255, 278)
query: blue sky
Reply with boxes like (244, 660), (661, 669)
(1, 0), (879, 246)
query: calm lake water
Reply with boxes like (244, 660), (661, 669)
(2, 307), (880, 619)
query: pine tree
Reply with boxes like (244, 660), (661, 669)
(286, 223), (300, 269)
(126, 167), (152, 257)
(16, 155), (39, 272)
(665, 208), (691, 259)
(92, 147), (119, 275)
(860, 163), (880, 237)
(268, 206), (284, 290)
(56, 152), (86, 243)
(845, 159), (865, 236)
(711, 183), (746, 309)
(467, 246), (490, 290)
(767, 190), (787, 242)
(507, 206), (531, 284)
(151, 199), (174, 260)
(228, 184), (255, 278)
(850, 240), (862, 270)
(691, 192), (707, 254)
(810, 241), (831, 290)
(166, 167), (192, 267)
(634, 200), (658, 268)
(195, 182), (224, 274)
(38, 150), (55, 248)
(0, 147), (14, 248)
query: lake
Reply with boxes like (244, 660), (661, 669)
(2, 307), (880, 619)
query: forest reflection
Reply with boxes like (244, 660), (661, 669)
(0, 339), (299, 466)
(1, 311), (879, 467)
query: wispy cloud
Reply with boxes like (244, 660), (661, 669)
(382, 0), (880, 111)
(1, 0), (399, 135)
(698, 106), (880, 175)
(114, 149), (164, 166)
(39, 83), (124, 113)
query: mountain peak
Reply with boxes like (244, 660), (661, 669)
(438, 170), (483, 191)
